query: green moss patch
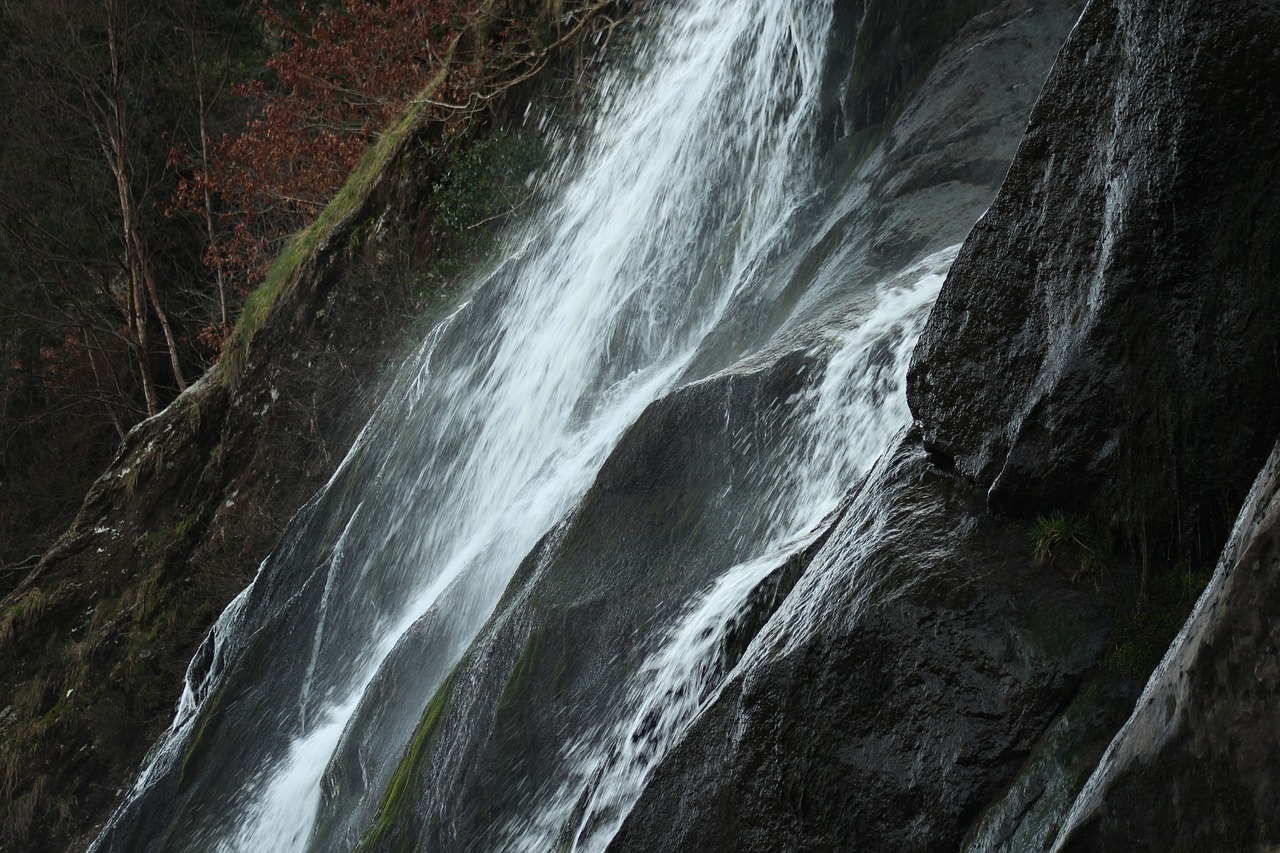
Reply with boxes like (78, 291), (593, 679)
(218, 63), (450, 381)
(357, 670), (459, 852)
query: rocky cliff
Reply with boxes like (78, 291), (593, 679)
(621, 0), (1280, 844)
(909, 0), (1280, 567)
(358, 1), (1101, 849)
(917, 0), (1280, 845)
(1055, 434), (1280, 850)
(375, 0), (1280, 848)
(4, 0), (1279, 849)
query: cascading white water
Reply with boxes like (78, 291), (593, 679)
(95, 1), (897, 850)
(502, 248), (954, 851)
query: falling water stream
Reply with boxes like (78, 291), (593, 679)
(95, 0), (973, 850)
(501, 248), (953, 851)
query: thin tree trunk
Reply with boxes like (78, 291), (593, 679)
(105, 2), (158, 415)
(121, 233), (159, 415)
(135, 223), (187, 392)
(103, 0), (184, 407)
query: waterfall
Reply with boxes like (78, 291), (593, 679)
(94, 0), (972, 849)
(500, 247), (953, 851)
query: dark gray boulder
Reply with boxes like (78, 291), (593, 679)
(612, 434), (1109, 852)
(625, 0), (1280, 849)
(907, 0), (1280, 563)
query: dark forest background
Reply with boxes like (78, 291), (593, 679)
(0, 0), (498, 587)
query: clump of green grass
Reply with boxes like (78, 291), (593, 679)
(1029, 511), (1105, 584)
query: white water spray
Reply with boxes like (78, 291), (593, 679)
(97, 1), (853, 850)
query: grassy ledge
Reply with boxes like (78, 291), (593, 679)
(215, 59), (452, 384)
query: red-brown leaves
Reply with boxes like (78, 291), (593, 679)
(173, 0), (481, 297)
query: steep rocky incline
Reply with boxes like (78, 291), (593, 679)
(612, 431), (1109, 852)
(6, 0), (1278, 849)
(626, 0), (1280, 849)
(356, 1), (1090, 849)
(0, 143), (423, 853)
(908, 0), (1280, 562)
(0, 2), (631, 849)
(914, 2), (1280, 840)
(1054, 435), (1280, 850)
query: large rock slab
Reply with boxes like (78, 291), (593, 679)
(357, 2), (1090, 849)
(613, 435), (1108, 852)
(626, 1), (1280, 849)
(908, 0), (1280, 562)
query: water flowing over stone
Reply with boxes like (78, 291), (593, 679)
(91, 0), (1085, 850)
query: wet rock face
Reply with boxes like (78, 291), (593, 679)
(359, 349), (825, 852)
(821, 0), (1004, 140)
(907, 0), (1280, 557)
(621, 1), (1280, 849)
(1054, 437), (1280, 850)
(357, 3), (1093, 850)
(612, 437), (1109, 853)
